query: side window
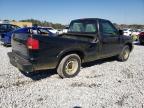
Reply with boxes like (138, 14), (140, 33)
(0, 24), (8, 32)
(11, 25), (16, 31)
(9, 25), (20, 31)
(101, 21), (118, 36)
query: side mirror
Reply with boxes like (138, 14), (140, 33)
(119, 30), (123, 35)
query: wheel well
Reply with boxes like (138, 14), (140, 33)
(57, 51), (84, 68)
(125, 43), (133, 51)
(61, 51), (84, 61)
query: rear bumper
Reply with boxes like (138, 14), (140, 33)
(8, 52), (33, 72)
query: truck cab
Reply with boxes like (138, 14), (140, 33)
(66, 18), (132, 60)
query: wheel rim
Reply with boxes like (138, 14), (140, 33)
(123, 48), (129, 60)
(65, 59), (78, 75)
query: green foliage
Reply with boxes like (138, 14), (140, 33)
(131, 35), (138, 41)
(20, 19), (65, 29)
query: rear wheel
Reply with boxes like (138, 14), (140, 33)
(118, 45), (130, 62)
(57, 54), (81, 78)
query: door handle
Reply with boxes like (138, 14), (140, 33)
(91, 38), (99, 43)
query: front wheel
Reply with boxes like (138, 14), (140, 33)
(117, 45), (130, 62)
(57, 54), (81, 78)
(3, 42), (8, 47)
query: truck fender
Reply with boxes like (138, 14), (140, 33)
(56, 49), (85, 66)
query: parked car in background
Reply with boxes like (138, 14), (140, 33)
(45, 27), (58, 34)
(132, 29), (140, 35)
(131, 29), (140, 41)
(62, 26), (69, 33)
(57, 29), (63, 34)
(139, 32), (144, 45)
(123, 28), (133, 36)
(1, 26), (56, 46)
(57, 26), (69, 34)
(8, 18), (133, 78)
(0, 24), (20, 45)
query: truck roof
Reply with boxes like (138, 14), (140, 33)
(71, 18), (109, 22)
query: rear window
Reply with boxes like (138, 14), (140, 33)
(69, 20), (97, 33)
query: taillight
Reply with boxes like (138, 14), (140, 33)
(27, 37), (39, 50)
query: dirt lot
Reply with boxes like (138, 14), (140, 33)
(0, 43), (144, 108)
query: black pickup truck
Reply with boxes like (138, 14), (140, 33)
(8, 18), (133, 78)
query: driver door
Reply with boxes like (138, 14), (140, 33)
(99, 20), (121, 58)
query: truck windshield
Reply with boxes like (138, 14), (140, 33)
(69, 20), (97, 33)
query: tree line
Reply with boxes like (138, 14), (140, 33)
(20, 19), (144, 30)
(19, 19), (65, 29)
(113, 23), (144, 30)
(1, 19), (144, 30)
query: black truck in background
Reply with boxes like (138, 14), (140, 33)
(8, 18), (133, 78)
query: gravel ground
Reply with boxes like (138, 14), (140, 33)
(0, 43), (144, 108)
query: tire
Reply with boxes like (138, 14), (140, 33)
(139, 41), (143, 45)
(139, 37), (144, 45)
(117, 45), (130, 62)
(3, 43), (8, 47)
(139, 40), (144, 45)
(57, 54), (81, 78)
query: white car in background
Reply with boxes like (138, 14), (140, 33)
(62, 26), (69, 33)
(123, 29), (133, 36)
(45, 27), (58, 34)
(57, 26), (69, 34)
(131, 29), (140, 36)
(47, 27), (58, 34)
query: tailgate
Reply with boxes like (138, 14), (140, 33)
(12, 33), (30, 59)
